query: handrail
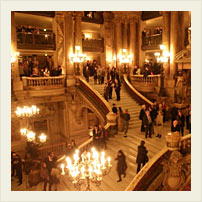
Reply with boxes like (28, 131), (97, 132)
(78, 77), (111, 115)
(123, 74), (153, 106)
(125, 134), (191, 191)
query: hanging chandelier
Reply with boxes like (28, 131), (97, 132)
(60, 147), (112, 191)
(15, 105), (40, 117)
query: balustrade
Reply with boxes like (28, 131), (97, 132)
(142, 34), (162, 50)
(17, 32), (56, 50)
(131, 74), (160, 85)
(22, 75), (65, 90)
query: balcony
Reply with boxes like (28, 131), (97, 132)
(82, 38), (104, 52)
(142, 34), (162, 50)
(17, 33), (56, 50)
(21, 76), (66, 97)
(82, 11), (103, 24)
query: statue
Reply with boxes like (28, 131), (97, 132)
(175, 76), (187, 104)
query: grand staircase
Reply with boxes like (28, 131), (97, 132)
(11, 77), (171, 191)
(89, 78), (142, 129)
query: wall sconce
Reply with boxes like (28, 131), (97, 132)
(84, 33), (92, 39)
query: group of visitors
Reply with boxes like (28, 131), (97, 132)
(11, 151), (60, 191)
(170, 104), (191, 136)
(83, 61), (105, 84)
(139, 102), (191, 139)
(19, 57), (62, 78)
(16, 24), (40, 34)
(115, 139), (149, 182)
(142, 27), (162, 46)
(139, 102), (162, 139)
(92, 124), (107, 150)
(112, 104), (131, 138)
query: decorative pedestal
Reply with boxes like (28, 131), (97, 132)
(165, 132), (181, 150)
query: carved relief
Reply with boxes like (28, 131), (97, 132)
(161, 151), (191, 191)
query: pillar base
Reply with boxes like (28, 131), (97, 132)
(66, 76), (76, 87)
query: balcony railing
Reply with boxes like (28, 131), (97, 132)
(130, 74), (160, 93)
(22, 76), (65, 90)
(142, 34), (162, 50)
(17, 33), (56, 50)
(82, 38), (104, 52)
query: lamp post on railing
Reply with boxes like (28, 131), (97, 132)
(70, 46), (87, 76)
(117, 49), (132, 74)
(154, 45), (170, 97)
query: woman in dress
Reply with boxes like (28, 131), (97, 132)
(115, 150), (127, 182)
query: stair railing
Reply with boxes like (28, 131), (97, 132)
(125, 134), (191, 191)
(123, 74), (153, 106)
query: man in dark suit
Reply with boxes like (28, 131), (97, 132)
(136, 140), (148, 173)
(143, 110), (153, 138)
(112, 103), (118, 114)
(139, 105), (146, 132)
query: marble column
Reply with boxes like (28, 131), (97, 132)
(170, 11), (181, 76)
(74, 12), (83, 49)
(103, 12), (113, 68)
(64, 12), (76, 87)
(129, 18), (137, 68)
(137, 18), (144, 68)
(123, 20), (128, 50)
(162, 11), (170, 76)
(11, 11), (23, 91)
(115, 19), (122, 70)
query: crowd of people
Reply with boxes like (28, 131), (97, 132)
(133, 59), (162, 78)
(142, 26), (163, 46)
(139, 102), (191, 139)
(18, 56), (62, 78)
(16, 25), (40, 34)
(11, 139), (78, 191)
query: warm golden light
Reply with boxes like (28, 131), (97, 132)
(84, 33), (92, 39)
(62, 148), (112, 190)
(160, 45), (165, 50)
(39, 133), (47, 143)
(122, 49), (127, 53)
(15, 105), (40, 117)
(27, 131), (36, 142)
(75, 46), (80, 51)
(154, 52), (160, 57)
(45, 34), (48, 38)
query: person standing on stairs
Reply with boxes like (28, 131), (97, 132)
(118, 107), (124, 132)
(139, 105), (146, 132)
(155, 110), (163, 138)
(115, 150), (127, 182)
(143, 110), (153, 138)
(123, 109), (130, 137)
(101, 66), (105, 84)
(136, 140), (148, 173)
(108, 80), (113, 99)
(112, 103), (118, 114)
(104, 82), (109, 101)
(114, 79), (121, 101)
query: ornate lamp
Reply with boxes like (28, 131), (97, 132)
(154, 45), (170, 96)
(70, 46), (87, 75)
(118, 49), (132, 74)
(60, 147), (112, 191)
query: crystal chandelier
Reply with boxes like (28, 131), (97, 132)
(15, 105), (40, 117)
(60, 147), (112, 191)
(20, 129), (47, 143)
(70, 46), (87, 63)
